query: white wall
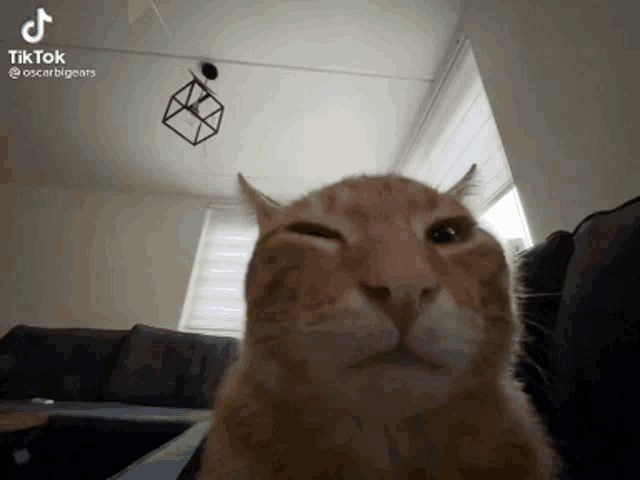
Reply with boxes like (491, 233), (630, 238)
(0, 184), (207, 338)
(460, 0), (640, 244)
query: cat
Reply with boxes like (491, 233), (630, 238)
(199, 165), (557, 480)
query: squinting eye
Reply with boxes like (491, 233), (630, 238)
(428, 223), (467, 244)
(286, 222), (344, 241)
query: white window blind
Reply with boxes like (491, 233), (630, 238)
(400, 35), (517, 218)
(398, 35), (533, 251)
(178, 206), (258, 338)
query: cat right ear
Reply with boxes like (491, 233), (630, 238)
(238, 173), (283, 232)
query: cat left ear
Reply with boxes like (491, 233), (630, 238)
(238, 173), (283, 232)
(444, 163), (479, 201)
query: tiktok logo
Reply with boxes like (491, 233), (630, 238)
(21, 7), (53, 44)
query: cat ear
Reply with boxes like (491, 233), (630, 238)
(443, 163), (479, 201)
(238, 173), (283, 232)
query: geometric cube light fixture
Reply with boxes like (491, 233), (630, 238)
(162, 63), (224, 146)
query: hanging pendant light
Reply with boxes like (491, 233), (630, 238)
(162, 62), (224, 146)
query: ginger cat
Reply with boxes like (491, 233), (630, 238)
(199, 166), (557, 480)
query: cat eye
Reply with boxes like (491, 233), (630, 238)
(427, 218), (472, 244)
(285, 222), (344, 241)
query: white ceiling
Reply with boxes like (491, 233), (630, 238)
(3, 0), (461, 204)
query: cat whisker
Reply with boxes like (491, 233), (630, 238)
(518, 351), (551, 387)
(520, 318), (553, 336)
(513, 292), (563, 298)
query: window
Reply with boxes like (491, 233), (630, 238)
(479, 186), (533, 257)
(397, 34), (532, 254)
(178, 206), (258, 338)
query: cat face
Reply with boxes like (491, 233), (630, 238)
(240, 173), (512, 419)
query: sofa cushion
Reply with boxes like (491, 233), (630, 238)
(102, 324), (238, 409)
(548, 194), (640, 480)
(0, 325), (128, 401)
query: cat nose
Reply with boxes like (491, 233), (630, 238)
(359, 281), (439, 306)
(359, 278), (439, 331)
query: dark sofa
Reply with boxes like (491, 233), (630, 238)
(0, 323), (238, 479)
(515, 193), (640, 480)
(0, 323), (238, 409)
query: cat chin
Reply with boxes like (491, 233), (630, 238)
(308, 366), (475, 417)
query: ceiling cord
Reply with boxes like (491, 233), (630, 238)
(40, 41), (431, 83)
(148, 0), (173, 41)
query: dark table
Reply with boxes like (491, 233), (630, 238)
(0, 400), (212, 480)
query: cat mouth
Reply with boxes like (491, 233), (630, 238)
(351, 345), (443, 371)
